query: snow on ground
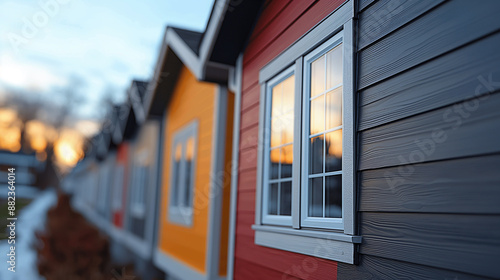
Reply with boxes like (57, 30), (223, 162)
(0, 189), (57, 280)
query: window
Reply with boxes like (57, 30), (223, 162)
(254, 1), (360, 264)
(262, 68), (295, 226)
(301, 36), (343, 229)
(168, 120), (198, 226)
(130, 153), (148, 218)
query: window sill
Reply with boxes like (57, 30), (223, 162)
(252, 225), (361, 264)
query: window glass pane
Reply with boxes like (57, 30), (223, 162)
(270, 118), (281, 148)
(269, 148), (280, 180)
(310, 95), (325, 135)
(326, 87), (342, 130)
(280, 181), (292, 216)
(281, 111), (294, 145)
(325, 175), (342, 218)
(326, 44), (343, 89)
(308, 177), (323, 217)
(171, 143), (182, 207)
(184, 137), (195, 207)
(280, 144), (293, 179)
(282, 75), (295, 113)
(271, 83), (283, 117)
(268, 183), (279, 215)
(311, 55), (325, 97)
(325, 129), (342, 172)
(309, 135), (324, 174)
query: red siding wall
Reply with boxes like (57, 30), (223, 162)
(235, 0), (345, 279)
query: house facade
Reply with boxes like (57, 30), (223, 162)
(65, 0), (500, 279)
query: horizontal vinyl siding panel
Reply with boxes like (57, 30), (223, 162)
(359, 154), (500, 213)
(235, 234), (338, 279)
(243, 0), (315, 65)
(358, 0), (376, 12)
(158, 66), (216, 273)
(237, 169), (257, 192)
(240, 83), (260, 112)
(237, 189), (256, 212)
(358, 0), (445, 50)
(235, 212), (254, 238)
(238, 147), (258, 172)
(337, 255), (492, 280)
(359, 92), (500, 170)
(240, 103), (260, 131)
(358, 0), (500, 89)
(238, 125), (259, 151)
(359, 212), (500, 278)
(249, 0), (291, 42)
(233, 258), (287, 280)
(359, 30), (500, 130)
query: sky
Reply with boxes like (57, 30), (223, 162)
(0, 0), (213, 126)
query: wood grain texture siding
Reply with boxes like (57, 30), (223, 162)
(358, 0), (500, 89)
(243, 0), (315, 65)
(249, 0), (291, 42)
(346, 0), (500, 278)
(358, 0), (445, 50)
(338, 255), (492, 280)
(359, 92), (500, 170)
(235, 235), (338, 279)
(359, 212), (500, 278)
(158, 66), (216, 272)
(359, 30), (500, 130)
(358, 0), (376, 12)
(359, 154), (500, 213)
(235, 1), (346, 278)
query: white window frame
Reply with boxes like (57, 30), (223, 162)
(253, 0), (360, 264)
(300, 33), (344, 230)
(167, 120), (198, 226)
(262, 66), (295, 226)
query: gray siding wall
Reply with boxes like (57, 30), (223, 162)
(339, 0), (500, 278)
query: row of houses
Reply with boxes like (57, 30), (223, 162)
(64, 0), (500, 279)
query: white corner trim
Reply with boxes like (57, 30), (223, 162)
(206, 85), (229, 279)
(226, 54), (243, 280)
(253, 225), (360, 264)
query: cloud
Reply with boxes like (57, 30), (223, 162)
(0, 53), (66, 92)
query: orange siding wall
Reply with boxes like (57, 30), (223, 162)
(158, 66), (216, 273)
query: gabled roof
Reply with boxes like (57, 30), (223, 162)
(198, 0), (265, 66)
(144, 0), (265, 117)
(129, 79), (149, 124)
(96, 105), (120, 160)
(171, 27), (203, 55)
